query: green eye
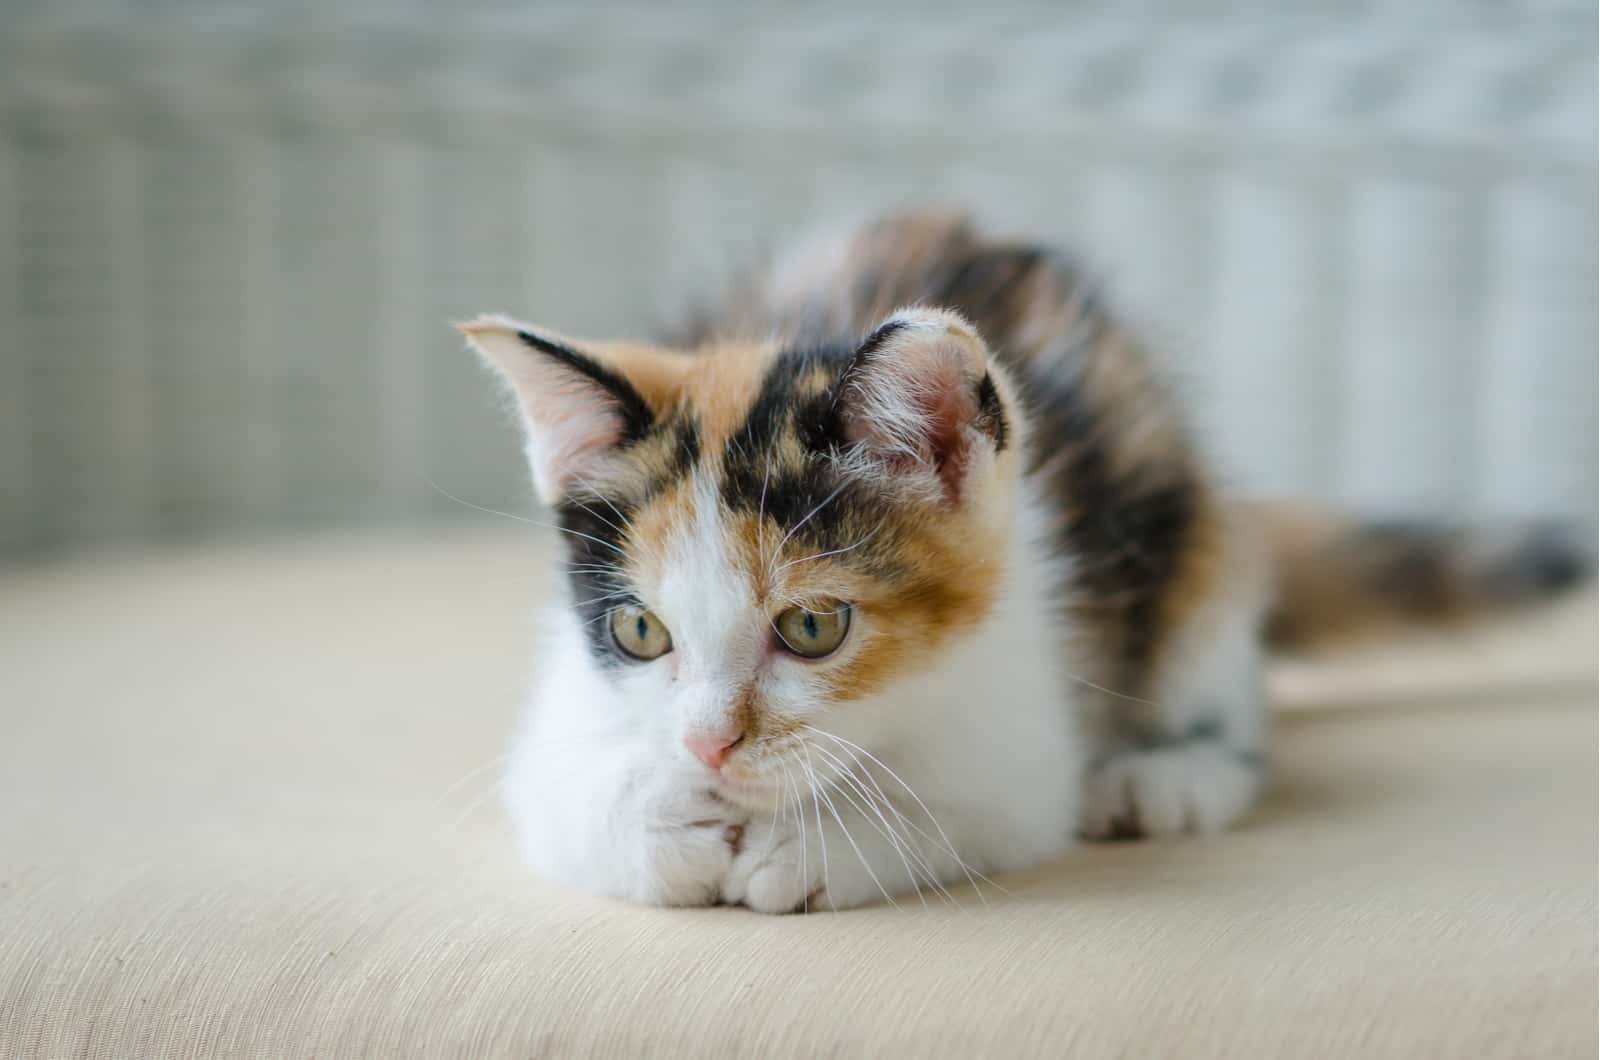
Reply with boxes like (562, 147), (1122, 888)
(774, 601), (852, 659)
(609, 605), (673, 661)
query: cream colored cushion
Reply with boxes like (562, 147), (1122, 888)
(2, 530), (1594, 1058)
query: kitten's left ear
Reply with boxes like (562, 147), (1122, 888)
(458, 314), (654, 505)
(833, 307), (1009, 505)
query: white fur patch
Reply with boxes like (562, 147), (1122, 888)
(501, 483), (1085, 911)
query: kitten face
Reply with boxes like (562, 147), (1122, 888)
(464, 308), (1023, 803)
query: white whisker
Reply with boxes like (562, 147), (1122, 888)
(804, 725), (1009, 900)
(801, 753), (900, 911)
(788, 765), (809, 912)
(829, 738), (1005, 900)
(763, 765), (788, 860)
(427, 478), (629, 559)
(806, 742), (940, 909)
(567, 471), (630, 534)
(799, 747), (835, 912)
(572, 589), (637, 608)
(1060, 669), (1168, 710)
(757, 452), (773, 569)
(447, 780), (503, 833)
(438, 753), (511, 801)
(768, 480), (850, 575)
(805, 740), (945, 908)
(776, 525), (882, 573)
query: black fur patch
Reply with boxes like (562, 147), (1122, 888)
(718, 344), (897, 569)
(836, 317), (910, 390)
(1029, 370), (1196, 686)
(556, 493), (638, 666)
(552, 414), (702, 666)
(516, 329), (655, 442)
(1487, 527), (1590, 596)
(722, 347), (852, 503)
(974, 372), (1008, 452)
(1348, 522), (1590, 612)
(636, 414), (701, 503)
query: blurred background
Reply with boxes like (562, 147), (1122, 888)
(1, 1), (1594, 558)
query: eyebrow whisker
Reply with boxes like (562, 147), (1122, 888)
(776, 525), (882, 573)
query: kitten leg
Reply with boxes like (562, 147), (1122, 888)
(1080, 592), (1270, 840)
(506, 739), (749, 907)
(630, 786), (752, 907)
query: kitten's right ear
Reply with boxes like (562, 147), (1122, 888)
(458, 314), (654, 505)
(830, 307), (1006, 506)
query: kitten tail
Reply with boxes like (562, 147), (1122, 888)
(1258, 505), (1593, 652)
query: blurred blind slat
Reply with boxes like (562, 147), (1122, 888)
(236, 135), (285, 529)
(374, 136), (428, 519)
(1210, 169), (1341, 497)
(1478, 184), (1599, 518)
(22, 135), (158, 544)
(0, 145), (25, 553)
(1341, 177), (1482, 513)
(0, 4), (1594, 554)
(145, 137), (250, 534)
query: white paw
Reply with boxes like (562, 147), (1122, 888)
(720, 816), (825, 914)
(1081, 744), (1262, 839)
(633, 790), (748, 907)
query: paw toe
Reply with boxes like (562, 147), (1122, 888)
(1082, 745), (1261, 840)
(742, 863), (813, 915)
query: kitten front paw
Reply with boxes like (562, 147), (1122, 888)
(1081, 744), (1262, 839)
(632, 790), (749, 907)
(720, 817), (825, 914)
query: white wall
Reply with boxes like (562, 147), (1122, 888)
(1, 3), (1594, 552)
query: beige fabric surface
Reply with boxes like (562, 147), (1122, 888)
(2, 528), (1595, 1059)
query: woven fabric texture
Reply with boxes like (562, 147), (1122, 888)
(1, 530), (1594, 1057)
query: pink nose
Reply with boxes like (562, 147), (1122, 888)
(685, 729), (743, 770)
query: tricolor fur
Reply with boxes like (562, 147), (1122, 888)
(464, 210), (1586, 913)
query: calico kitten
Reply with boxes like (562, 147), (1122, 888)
(462, 210), (1584, 913)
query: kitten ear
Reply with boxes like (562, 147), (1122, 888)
(833, 307), (1008, 505)
(458, 314), (654, 505)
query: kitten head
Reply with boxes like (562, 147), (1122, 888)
(462, 308), (1024, 802)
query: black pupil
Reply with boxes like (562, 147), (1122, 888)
(635, 615), (650, 642)
(803, 612), (818, 639)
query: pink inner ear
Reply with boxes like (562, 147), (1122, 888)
(845, 352), (982, 505)
(540, 401), (628, 493)
(918, 371), (981, 504)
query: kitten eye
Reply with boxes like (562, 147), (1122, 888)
(609, 605), (673, 661)
(774, 601), (852, 659)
